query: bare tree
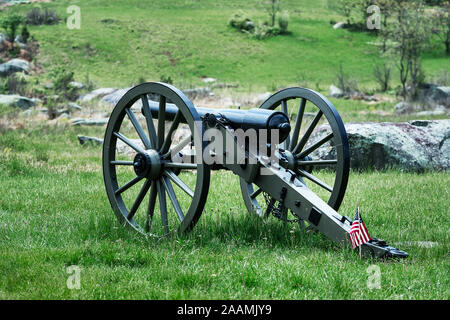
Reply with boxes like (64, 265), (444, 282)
(373, 62), (392, 92)
(386, 1), (432, 100)
(263, 0), (280, 27)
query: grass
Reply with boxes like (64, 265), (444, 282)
(0, 124), (448, 299)
(4, 0), (448, 91)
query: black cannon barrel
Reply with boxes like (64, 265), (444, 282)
(146, 100), (291, 142)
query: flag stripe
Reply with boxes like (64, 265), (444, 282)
(348, 206), (371, 248)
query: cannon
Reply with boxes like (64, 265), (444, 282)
(102, 82), (408, 259)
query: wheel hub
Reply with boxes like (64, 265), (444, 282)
(133, 149), (162, 179)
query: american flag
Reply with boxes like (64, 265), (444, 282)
(349, 206), (371, 249)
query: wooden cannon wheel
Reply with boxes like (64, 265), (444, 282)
(240, 87), (350, 226)
(103, 82), (210, 237)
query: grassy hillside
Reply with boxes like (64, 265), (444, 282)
(5, 0), (448, 90)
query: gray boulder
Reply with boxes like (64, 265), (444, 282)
(72, 118), (109, 126)
(68, 81), (84, 90)
(0, 58), (29, 77)
(0, 94), (36, 109)
(333, 22), (346, 29)
(394, 101), (414, 114)
(0, 33), (6, 50)
(102, 88), (131, 105)
(329, 85), (344, 98)
(79, 88), (117, 102)
(310, 120), (450, 171)
(420, 84), (450, 107)
(77, 135), (104, 146)
(183, 87), (212, 100)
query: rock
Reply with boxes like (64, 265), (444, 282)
(68, 102), (82, 111)
(252, 92), (272, 106)
(68, 81), (84, 90)
(183, 87), (212, 100)
(0, 33), (6, 50)
(329, 85), (344, 98)
(420, 83), (450, 107)
(72, 118), (109, 126)
(416, 105), (447, 116)
(202, 77), (216, 84)
(333, 22), (346, 29)
(310, 120), (450, 171)
(77, 135), (104, 146)
(0, 94), (36, 109)
(79, 88), (117, 102)
(394, 101), (414, 114)
(0, 58), (29, 77)
(102, 88), (131, 105)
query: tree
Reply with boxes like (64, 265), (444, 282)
(1, 13), (24, 42)
(431, 2), (450, 54)
(386, 1), (432, 100)
(263, 0), (280, 27)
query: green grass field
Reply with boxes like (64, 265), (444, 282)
(0, 0), (449, 300)
(0, 121), (448, 299)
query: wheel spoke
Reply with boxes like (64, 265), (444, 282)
(157, 180), (169, 235)
(164, 170), (194, 198)
(113, 132), (146, 154)
(157, 96), (166, 150)
(110, 160), (134, 166)
(160, 110), (182, 155)
(145, 182), (157, 233)
(298, 169), (333, 192)
(292, 110), (323, 154)
(281, 100), (290, 150)
(250, 187), (262, 199)
(141, 94), (157, 148)
(125, 107), (151, 149)
(297, 159), (338, 166)
(162, 134), (192, 159)
(297, 133), (333, 159)
(290, 98), (306, 151)
(115, 176), (144, 195)
(162, 177), (184, 222)
(127, 179), (152, 220)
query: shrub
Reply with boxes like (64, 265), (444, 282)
(2, 73), (29, 96)
(160, 75), (173, 84)
(20, 25), (30, 43)
(51, 68), (79, 101)
(250, 23), (280, 40)
(277, 11), (289, 34)
(336, 63), (359, 94)
(229, 12), (255, 33)
(373, 62), (391, 92)
(26, 8), (60, 26)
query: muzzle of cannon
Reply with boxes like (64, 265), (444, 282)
(102, 82), (408, 259)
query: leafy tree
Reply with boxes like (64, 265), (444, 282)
(1, 13), (24, 42)
(431, 2), (450, 54)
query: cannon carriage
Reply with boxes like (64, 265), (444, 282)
(102, 82), (407, 259)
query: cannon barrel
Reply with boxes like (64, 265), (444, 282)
(146, 100), (291, 142)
